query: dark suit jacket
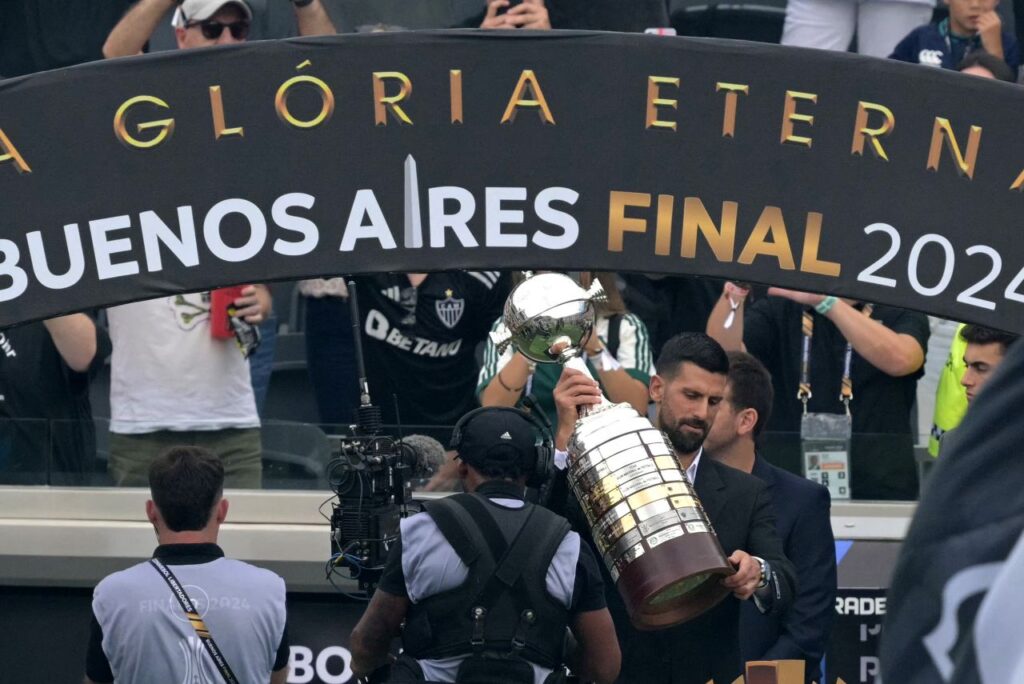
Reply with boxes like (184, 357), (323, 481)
(613, 456), (796, 684)
(739, 456), (837, 683)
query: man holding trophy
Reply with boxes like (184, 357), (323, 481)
(494, 273), (794, 684)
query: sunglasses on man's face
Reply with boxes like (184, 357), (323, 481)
(186, 19), (251, 41)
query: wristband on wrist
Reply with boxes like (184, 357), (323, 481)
(293, 0), (315, 6)
(814, 295), (838, 315)
(496, 369), (525, 393)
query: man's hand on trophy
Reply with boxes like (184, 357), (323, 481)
(552, 367), (603, 449)
(720, 550), (761, 600)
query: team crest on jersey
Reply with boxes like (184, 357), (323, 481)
(168, 292), (210, 331)
(436, 289), (465, 329)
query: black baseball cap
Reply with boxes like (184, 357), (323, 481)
(453, 409), (537, 473)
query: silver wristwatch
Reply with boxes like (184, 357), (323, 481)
(752, 556), (770, 589)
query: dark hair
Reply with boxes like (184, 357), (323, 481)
(958, 51), (1017, 83)
(149, 446), (225, 532)
(960, 324), (1019, 352)
(655, 332), (729, 378)
(471, 455), (527, 481)
(725, 351), (774, 438)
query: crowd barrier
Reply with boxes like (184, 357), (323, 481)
(0, 486), (909, 683)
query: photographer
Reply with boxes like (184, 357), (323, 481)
(350, 406), (619, 684)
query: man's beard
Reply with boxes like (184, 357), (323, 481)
(659, 411), (710, 455)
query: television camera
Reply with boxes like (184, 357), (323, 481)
(325, 281), (443, 596)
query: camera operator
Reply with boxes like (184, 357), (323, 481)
(349, 406), (619, 684)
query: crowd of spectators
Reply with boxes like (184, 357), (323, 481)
(0, 0), (1020, 498)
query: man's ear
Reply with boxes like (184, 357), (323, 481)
(174, 27), (188, 49)
(457, 461), (470, 480)
(214, 498), (229, 525)
(650, 374), (664, 403)
(736, 408), (759, 438)
(145, 500), (159, 525)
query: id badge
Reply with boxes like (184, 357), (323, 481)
(801, 412), (852, 500)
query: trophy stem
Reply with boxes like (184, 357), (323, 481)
(563, 355), (612, 418)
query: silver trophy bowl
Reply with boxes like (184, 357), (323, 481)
(491, 272), (606, 366)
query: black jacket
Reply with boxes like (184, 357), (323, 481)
(740, 456), (836, 683)
(612, 457), (796, 684)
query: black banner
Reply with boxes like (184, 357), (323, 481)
(2, 31), (1024, 331)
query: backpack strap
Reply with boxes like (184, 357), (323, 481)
(454, 493), (510, 566)
(473, 506), (570, 611)
(423, 496), (490, 567)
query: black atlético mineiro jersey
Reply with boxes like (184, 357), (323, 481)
(354, 271), (510, 438)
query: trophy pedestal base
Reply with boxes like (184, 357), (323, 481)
(617, 532), (734, 630)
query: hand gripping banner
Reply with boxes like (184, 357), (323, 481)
(1, 30), (1023, 331)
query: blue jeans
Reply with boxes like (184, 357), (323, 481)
(248, 315), (278, 416)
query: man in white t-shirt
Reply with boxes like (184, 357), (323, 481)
(106, 286), (271, 487)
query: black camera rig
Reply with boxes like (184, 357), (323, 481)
(326, 416), (417, 594)
(325, 280), (422, 596)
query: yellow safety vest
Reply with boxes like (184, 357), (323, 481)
(928, 323), (968, 457)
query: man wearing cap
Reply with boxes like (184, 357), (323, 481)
(350, 406), (620, 684)
(103, 0), (335, 58)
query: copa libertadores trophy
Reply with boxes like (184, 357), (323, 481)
(491, 272), (733, 629)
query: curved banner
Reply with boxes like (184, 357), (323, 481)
(1, 31), (1023, 331)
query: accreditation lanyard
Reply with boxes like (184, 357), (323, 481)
(797, 304), (874, 415)
(150, 559), (240, 684)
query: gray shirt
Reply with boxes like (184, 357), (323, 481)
(87, 544), (288, 683)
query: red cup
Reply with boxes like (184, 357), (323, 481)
(210, 286), (246, 339)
